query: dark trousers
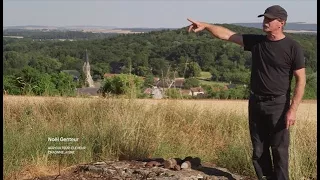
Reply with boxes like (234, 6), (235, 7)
(248, 93), (290, 180)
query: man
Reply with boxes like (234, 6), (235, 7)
(187, 5), (306, 180)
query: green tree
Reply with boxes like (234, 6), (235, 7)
(228, 86), (249, 99)
(3, 75), (22, 95)
(143, 74), (155, 88)
(91, 62), (110, 77)
(28, 55), (62, 74)
(184, 77), (200, 89)
(219, 90), (230, 99)
(60, 55), (82, 70)
(3, 51), (29, 75)
(210, 68), (221, 81)
(149, 58), (169, 76)
(51, 72), (77, 96)
(32, 73), (57, 95)
(184, 62), (202, 78)
(133, 66), (151, 77)
(304, 72), (317, 99)
(19, 67), (43, 95)
(100, 74), (144, 98)
(166, 88), (182, 99)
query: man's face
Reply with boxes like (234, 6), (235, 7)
(262, 17), (284, 32)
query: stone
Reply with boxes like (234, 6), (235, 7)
(190, 157), (202, 168)
(173, 164), (181, 171)
(30, 159), (248, 180)
(145, 161), (161, 168)
(164, 158), (177, 169)
(181, 161), (192, 169)
(183, 156), (193, 162)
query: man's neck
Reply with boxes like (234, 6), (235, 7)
(266, 31), (286, 41)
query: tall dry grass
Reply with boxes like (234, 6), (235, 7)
(3, 96), (317, 180)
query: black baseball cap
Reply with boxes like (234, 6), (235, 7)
(258, 5), (288, 21)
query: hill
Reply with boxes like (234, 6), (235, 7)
(4, 22), (316, 34)
(3, 23), (317, 99)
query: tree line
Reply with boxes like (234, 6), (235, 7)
(3, 24), (317, 99)
(4, 29), (118, 40)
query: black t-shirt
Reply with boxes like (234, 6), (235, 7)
(243, 34), (305, 96)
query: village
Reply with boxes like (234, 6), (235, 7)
(76, 72), (240, 99)
(72, 50), (238, 99)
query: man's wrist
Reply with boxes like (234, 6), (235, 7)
(204, 22), (215, 29)
(203, 23), (209, 29)
(289, 106), (298, 112)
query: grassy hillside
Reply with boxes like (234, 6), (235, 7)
(4, 96), (317, 180)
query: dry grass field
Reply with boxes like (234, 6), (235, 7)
(3, 95), (317, 180)
(4, 95), (316, 121)
(139, 98), (316, 121)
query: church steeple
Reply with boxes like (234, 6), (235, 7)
(85, 49), (89, 63)
(83, 49), (94, 87)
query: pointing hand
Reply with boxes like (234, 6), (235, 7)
(187, 18), (206, 33)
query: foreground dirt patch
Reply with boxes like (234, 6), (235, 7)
(26, 159), (255, 180)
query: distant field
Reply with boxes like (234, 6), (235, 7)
(199, 71), (212, 79)
(3, 36), (24, 38)
(197, 71), (229, 86)
(284, 30), (317, 34)
(81, 29), (144, 34)
(198, 80), (229, 86)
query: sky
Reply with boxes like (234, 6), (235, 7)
(3, 0), (317, 28)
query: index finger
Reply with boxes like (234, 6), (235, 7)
(187, 18), (196, 24)
(286, 119), (289, 129)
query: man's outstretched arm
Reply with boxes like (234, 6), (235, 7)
(187, 18), (244, 46)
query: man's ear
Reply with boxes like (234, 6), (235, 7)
(281, 20), (286, 26)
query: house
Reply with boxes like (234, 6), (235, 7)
(144, 86), (163, 99)
(180, 89), (192, 96)
(151, 87), (163, 99)
(174, 78), (185, 88)
(190, 87), (205, 96)
(144, 88), (153, 95)
(154, 78), (185, 88)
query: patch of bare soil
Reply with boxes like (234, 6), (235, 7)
(27, 157), (255, 180)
